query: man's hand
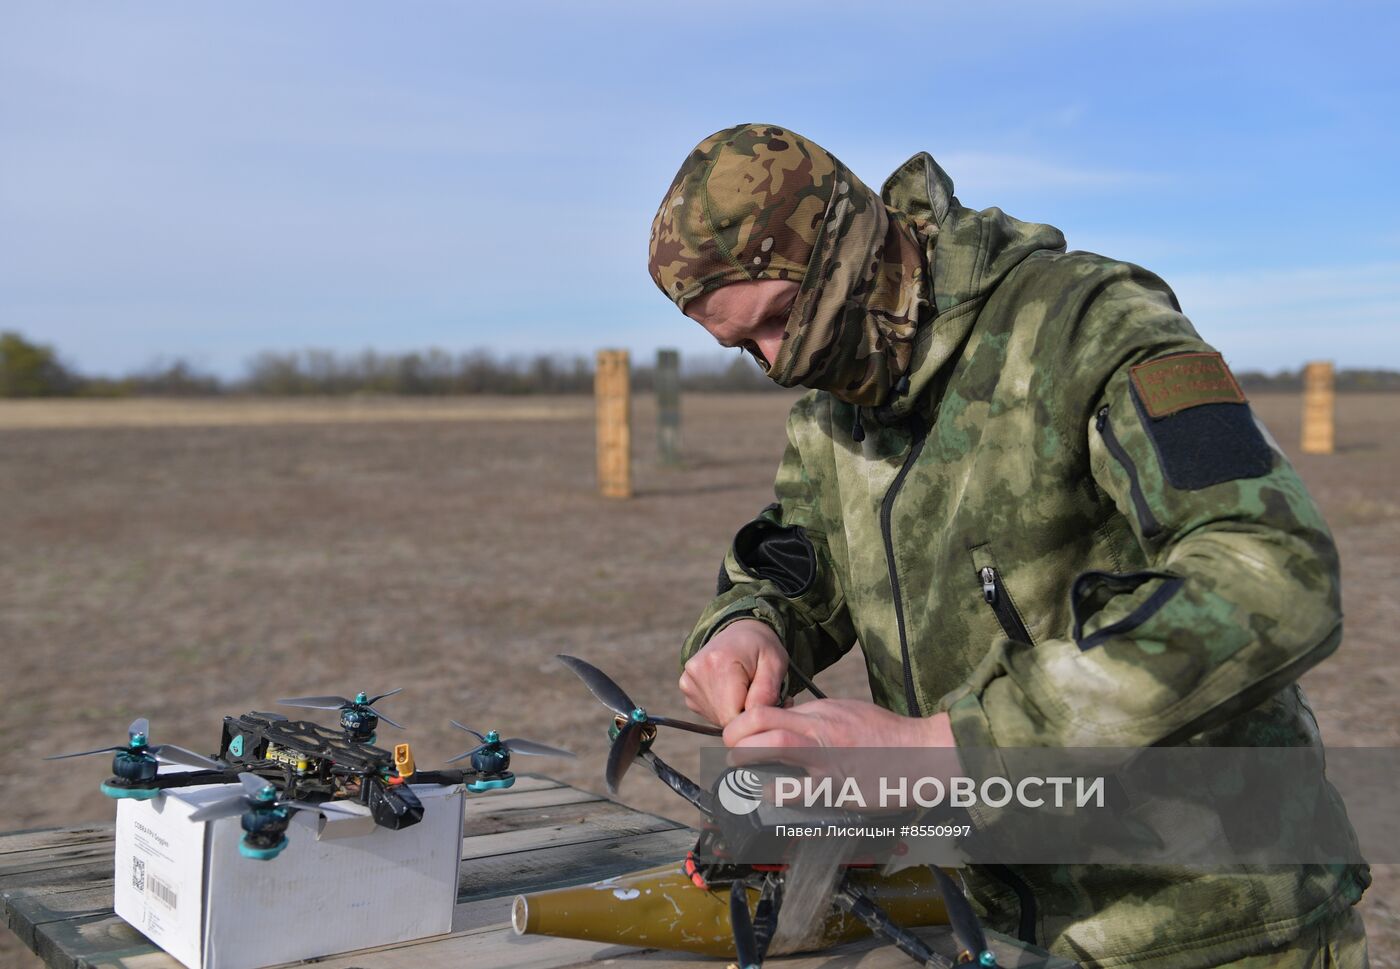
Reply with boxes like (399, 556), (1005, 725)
(679, 619), (788, 727)
(723, 698), (955, 749)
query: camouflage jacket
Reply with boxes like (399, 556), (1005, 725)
(681, 154), (1369, 969)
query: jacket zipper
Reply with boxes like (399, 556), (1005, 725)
(1095, 406), (1162, 538)
(880, 416), (930, 717)
(978, 566), (1034, 644)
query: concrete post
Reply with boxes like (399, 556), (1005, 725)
(656, 348), (681, 466)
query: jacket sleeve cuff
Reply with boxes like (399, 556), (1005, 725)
(947, 691), (997, 749)
(680, 595), (789, 668)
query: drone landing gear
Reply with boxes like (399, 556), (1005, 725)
(467, 772), (516, 793)
(100, 781), (161, 800)
(238, 836), (289, 861)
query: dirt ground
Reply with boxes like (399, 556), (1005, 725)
(1, 392), (1395, 967)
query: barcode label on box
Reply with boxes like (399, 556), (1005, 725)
(149, 872), (179, 911)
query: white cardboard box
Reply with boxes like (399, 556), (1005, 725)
(113, 781), (463, 969)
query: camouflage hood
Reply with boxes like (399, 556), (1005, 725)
(649, 127), (1067, 408)
(648, 124), (930, 407)
(874, 151), (1068, 418)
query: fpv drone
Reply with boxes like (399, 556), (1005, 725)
(47, 689), (572, 860)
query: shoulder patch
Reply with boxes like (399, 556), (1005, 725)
(1130, 352), (1246, 418)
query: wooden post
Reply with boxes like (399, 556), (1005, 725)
(1300, 361), (1335, 455)
(595, 349), (632, 498)
(655, 348), (681, 466)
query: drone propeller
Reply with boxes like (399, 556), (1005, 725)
(556, 655), (720, 794)
(445, 722), (574, 764)
(45, 717), (225, 771)
(556, 655), (719, 735)
(729, 880), (761, 969)
(187, 772), (357, 823)
(605, 717), (646, 794)
(155, 746), (228, 771)
(275, 689), (405, 728)
(931, 867), (994, 967)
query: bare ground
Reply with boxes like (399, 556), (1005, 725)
(1, 392), (1395, 967)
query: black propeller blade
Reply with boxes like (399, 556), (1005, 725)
(46, 717), (152, 760)
(555, 655), (721, 738)
(730, 880), (761, 969)
(276, 690), (405, 729)
(45, 743), (131, 761)
(449, 720), (486, 743)
(555, 655), (635, 717)
(605, 719), (644, 794)
(445, 722), (575, 764)
(45, 717), (224, 771)
(274, 695), (349, 711)
(647, 712), (727, 735)
(155, 746), (227, 771)
(557, 654), (722, 793)
(187, 773), (358, 823)
(502, 738), (574, 757)
(931, 867), (993, 966)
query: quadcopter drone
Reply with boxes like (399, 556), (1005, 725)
(554, 655), (1000, 969)
(47, 689), (572, 860)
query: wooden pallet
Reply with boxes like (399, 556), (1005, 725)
(1, 775), (1072, 968)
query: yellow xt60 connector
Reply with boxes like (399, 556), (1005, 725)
(394, 743), (415, 779)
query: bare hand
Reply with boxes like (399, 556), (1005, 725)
(679, 619), (788, 727)
(723, 701), (959, 811)
(723, 698), (955, 749)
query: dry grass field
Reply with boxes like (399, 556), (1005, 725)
(1, 392), (1395, 967)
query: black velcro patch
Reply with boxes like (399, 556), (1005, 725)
(1130, 385), (1273, 490)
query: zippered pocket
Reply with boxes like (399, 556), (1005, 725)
(978, 565), (1036, 645)
(1095, 405), (1163, 538)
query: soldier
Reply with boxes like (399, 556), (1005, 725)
(648, 124), (1369, 968)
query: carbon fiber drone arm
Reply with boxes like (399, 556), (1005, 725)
(638, 750), (714, 817)
(411, 768), (475, 786)
(147, 768), (249, 790)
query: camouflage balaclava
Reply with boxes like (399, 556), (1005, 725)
(648, 124), (930, 407)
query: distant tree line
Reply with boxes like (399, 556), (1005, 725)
(0, 331), (781, 397)
(1233, 369), (1400, 392)
(6, 331), (1399, 398)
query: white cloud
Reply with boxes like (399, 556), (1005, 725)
(938, 152), (1167, 194)
(1171, 262), (1400, 369)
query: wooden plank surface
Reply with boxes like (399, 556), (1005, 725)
(0, 775), (692, 969)
(0, 775), (1072, 969)
(0, 825), (115, 856)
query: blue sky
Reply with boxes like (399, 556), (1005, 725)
(2, 1), (1397, 376)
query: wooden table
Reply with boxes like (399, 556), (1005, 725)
(1, 775), (1071, 969)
